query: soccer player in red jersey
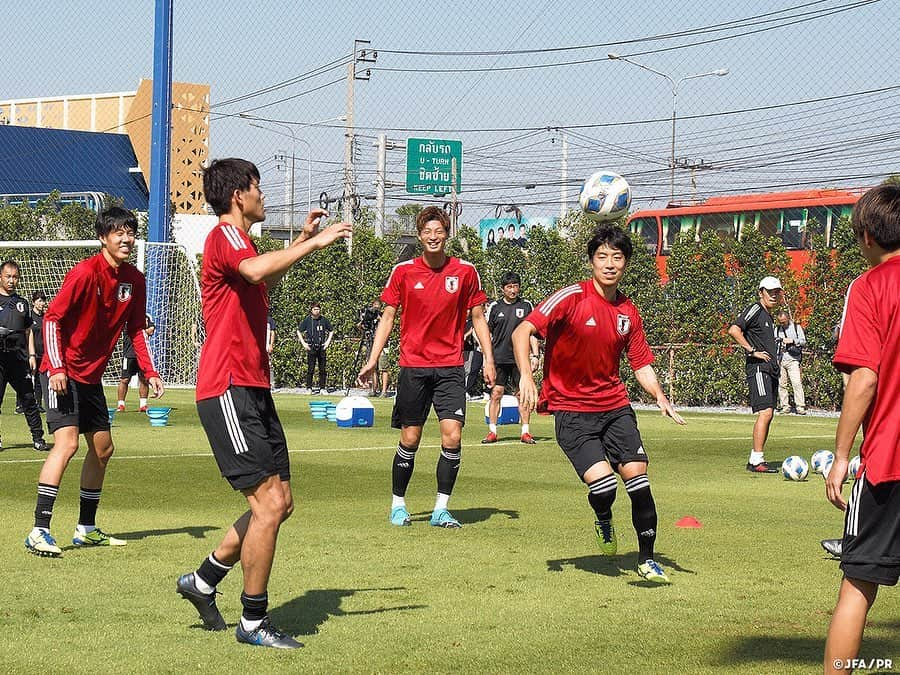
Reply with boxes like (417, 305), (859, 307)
(176, 158), (350, 649)
(357, 206), (495, 529)
(824, 185), (900, 674)
(24, 207), (163, 558)
(514, 224), (685, 583)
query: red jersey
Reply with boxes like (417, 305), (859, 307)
(196, 222), (270, 400)
(381, 256), (488, 368)
(42, 253), (157, 385)
(527, 280), (654, 413)
(833, 255), (900, 485)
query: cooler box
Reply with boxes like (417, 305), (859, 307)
(484, 394), (520, 425)
(336, 396), (375, 428)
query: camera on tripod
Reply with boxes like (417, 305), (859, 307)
(359, 305), (380, 338)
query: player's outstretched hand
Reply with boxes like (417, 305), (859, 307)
(49, 372), (68, 395)
(300, 208), (329, 239)
(315, 221), (353, 248)
(825, 457), (849, 510)
(519, 376), (538, 412)
(356, 360), (376, 388)
(148, 377), (165, 399)
(657, 396), (686, 425)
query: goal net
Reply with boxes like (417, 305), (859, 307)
(0, 240), (202, 388)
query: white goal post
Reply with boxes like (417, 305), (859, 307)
(0, 240), (202, 388)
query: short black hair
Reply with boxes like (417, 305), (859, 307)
(0, 259), (19, 274)
(500, 271), (521, 286)
(776, 309), (790, 318)
(31, 290), (46, 302)
(852, 184), (900, 252)
(95, 206), (137, 238)
(587, 224), (633, 261)
(203, 158), (260, 217)
(311, 302), (321, 309)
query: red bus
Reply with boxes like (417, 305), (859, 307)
(626, 188), (866, 280)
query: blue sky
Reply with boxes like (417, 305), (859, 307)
(1, 0), (896, 221)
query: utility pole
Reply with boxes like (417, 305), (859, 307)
(560, 130), (568, 219)
(374, 133), (386, 237)
(450, 157), (459, 237)
(275, 152), (291, 233)
(343, 39), (377, 226)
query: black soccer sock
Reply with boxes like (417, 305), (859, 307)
(197, 552), (233, 589)
(34, 483), (59, 529)
(240, 591), (268, 622)
(624, 474), (657, 560)
(586, 474), (618, 521)
(78, 488), (102, 527)
(436, 446), (461, 496)
(392, 443), (418, 497)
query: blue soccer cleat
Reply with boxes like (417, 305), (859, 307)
(235, 618), (303, 649)
(429, 509), (461, 529)
(389, 506), (411, 527)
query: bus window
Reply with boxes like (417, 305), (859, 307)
(758, 209), (779, 239)
(697, 212), (737, 244)
(662, 215), (697, 252)
(806, 207), (829, 245)
(629, 217), (659, 254)
(781, 208), (804, 249)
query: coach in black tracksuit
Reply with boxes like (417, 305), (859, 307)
(0, 260), (49, 451)
(297, 302), (333, 393)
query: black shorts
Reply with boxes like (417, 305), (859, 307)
(197, 386), (291, 491)
(494, 363), (521, 391)
(840, 473), (900, 586)
(553, 406), (648, 478)
(747, 366), (778, 413)
(120, 356), (145, 380)
(392, 366), (466, 429)
(41, 375), (110, 435)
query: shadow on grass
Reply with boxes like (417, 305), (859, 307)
(408, 507), (520, 525)
(714, 635), (899, 668)
(116, 525), (221, 541)
(546, 553), (694, 580)
(270, 587), (427, 636)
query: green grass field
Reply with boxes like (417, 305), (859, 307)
(0, 389), (897, 674)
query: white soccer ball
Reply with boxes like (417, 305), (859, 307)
(579, 171), (632, 222)
(848, 455), (861, 480)
(781, 456), (809, 481)
(811, 449), (834, 475)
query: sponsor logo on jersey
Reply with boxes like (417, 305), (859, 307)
(516, 308), (525, 318)
(585, 317), (597, 326)
(616, 314), (631, 335)
(117, 283), (133, 302)
(414, 281), (425, 290)
(445, 276), (459, 293)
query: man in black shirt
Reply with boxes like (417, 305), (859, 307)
(482, 272), (540, 444)
(16, 290), (47, 415)
(116, 313), (155, 412)
(728, 276), (783, 473)
(0, 261), (49, 451)
(297, 302), (333, 393)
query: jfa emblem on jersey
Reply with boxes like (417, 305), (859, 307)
(516, 308), (525, 318)
(616, 314), (631, 335)
(117, 283), (133, 302)
(444, 276), (459, 293)
(16, 301), (24, 313)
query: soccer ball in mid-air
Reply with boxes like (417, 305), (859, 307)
(782, 456), (809, 481)
(848, 455), (861, 479)
(579, 171), (632, 222)
(811, 449), (834, 475)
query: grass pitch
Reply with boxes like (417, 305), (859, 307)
(0, 390), (897, 674)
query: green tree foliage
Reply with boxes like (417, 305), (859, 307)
(619, 230), (664, 344)
(665, 228), (729, 342)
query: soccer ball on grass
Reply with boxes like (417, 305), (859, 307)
(781, 456), (809, 481)
(811, 449), (834, 475)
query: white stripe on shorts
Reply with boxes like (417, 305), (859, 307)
(218, 390), (250, 455)
(756, 370), (766, 397)
(846, 469), (865, 536)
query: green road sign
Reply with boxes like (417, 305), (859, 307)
(406, 138), (462, 195)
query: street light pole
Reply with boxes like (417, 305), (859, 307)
(608, 53), (728, 202)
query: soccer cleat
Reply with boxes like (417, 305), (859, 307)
(14, 405), (23, 415)
(520, 433), (537, 445)
(33, 439), (50, 452)
(594, 519), (617, 555)
(72, 528), (126, 547)
(25, 529), (62, 558)
(637, 559), (671, 584)
(139, 405), (148, 413)
(389, 506), (411, 527)
(176, 573), (227, 631)
(235, 617), (304, 649)
(821, 539), (842, 558)
(430, 509), (461, 529)
(746, 461), (778, 473)
(481, 431), (498, 444)
(116, 404), (125, 412)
